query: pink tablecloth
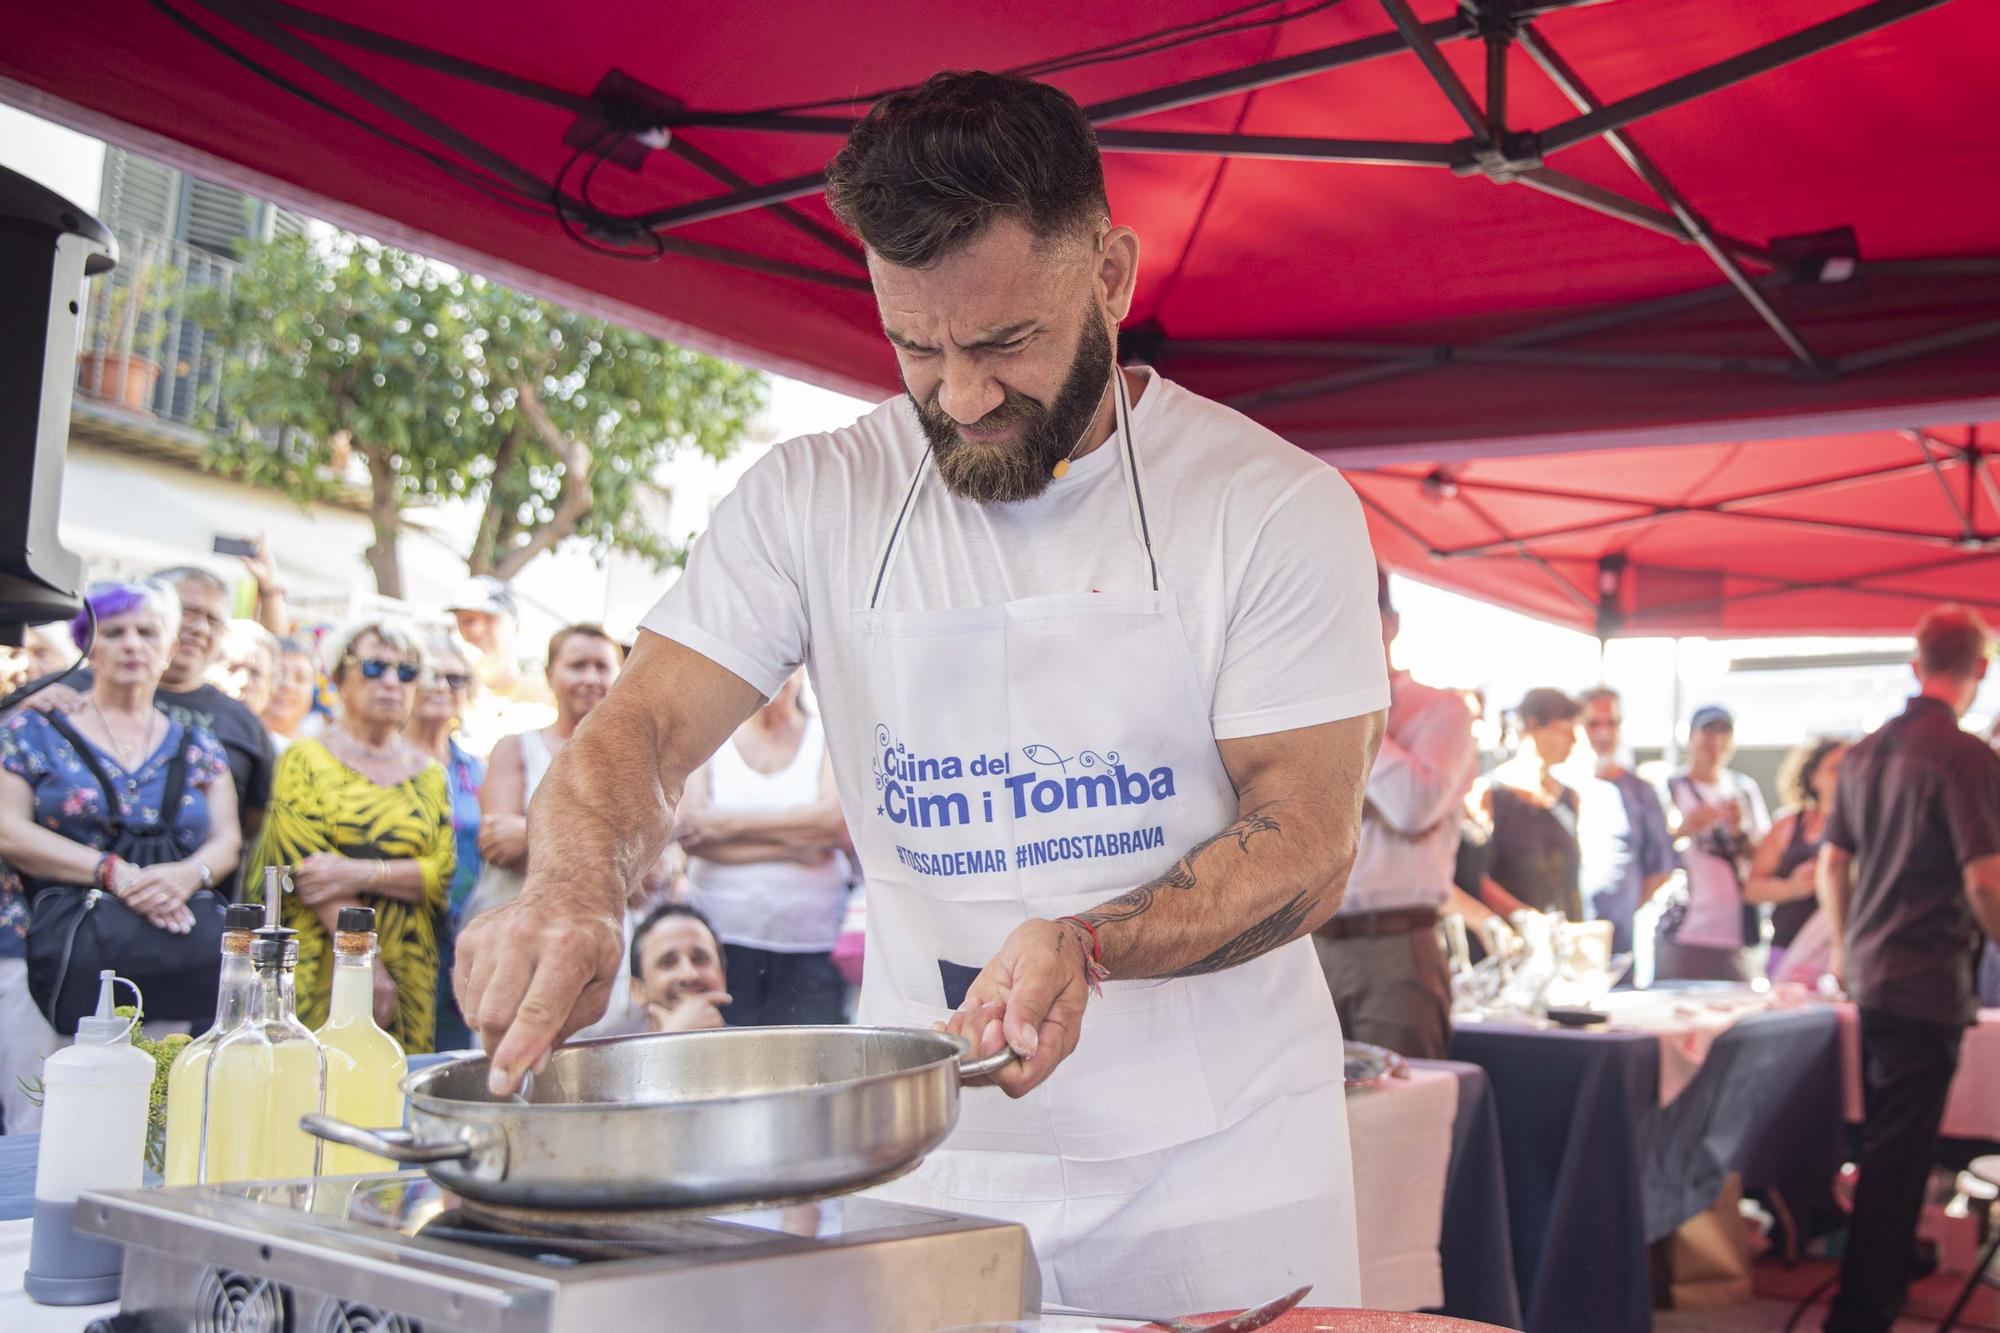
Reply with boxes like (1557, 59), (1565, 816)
(1838, 1004), (2000, 1140)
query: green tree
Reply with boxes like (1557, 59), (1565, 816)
(197, 233), (765, 597)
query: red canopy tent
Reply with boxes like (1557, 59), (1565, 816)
(4, 0), (1997, 633)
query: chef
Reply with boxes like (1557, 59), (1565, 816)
(456, 69), (1388, 1313)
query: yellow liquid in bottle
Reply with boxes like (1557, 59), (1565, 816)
(316, 939), (408, 1177)
(164, 939), (256, 1186)
(162, 1041), (212, 1186)
(203, 1031), (324, 1183)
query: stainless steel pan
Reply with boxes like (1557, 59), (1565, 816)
(301, 1026), (1013, 1211)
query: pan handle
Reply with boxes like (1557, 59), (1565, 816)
(957, 1047), (1019, 1081)
(301, 1113), (485, 1165)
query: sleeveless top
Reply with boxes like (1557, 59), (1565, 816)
(1770, 810), (1824, 949)
(519, 727), (555, 801)
(687, 714), (851, 952)
(1486, 782), (1582, 920)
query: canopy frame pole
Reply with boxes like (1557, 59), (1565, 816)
(1834, 317), (2000, 375)
(1515, 26), (1826, 373)
(1390, 453), (1979, 559)
(1971, 427), (2000, 527)
(1906, 428), (1978, 541)
(1353, 488), (1447, 560)
(1532, 0), (1954, 158)
(661, 138), (866, 269)
(1449, 491), (1601, 614)
(1212, 281), (1747, 410)
(1624, 549), (2000, 625)
(1169, 341), (1796, 375)
(1376, 0), (1493, 145)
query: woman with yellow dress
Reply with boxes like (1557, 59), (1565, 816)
(246, 619), (453, 1050)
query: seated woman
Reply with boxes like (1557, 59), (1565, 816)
(247, 619), (453, 1051)
(630, 901), (734, 1033)
(0, 581), (240, 1039)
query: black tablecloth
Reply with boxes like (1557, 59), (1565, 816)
(1414, 1058), (1525, 1330)
(1449, 1005), (1842, 1333)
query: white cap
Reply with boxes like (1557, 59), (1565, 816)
(74, 970), (137, 1046)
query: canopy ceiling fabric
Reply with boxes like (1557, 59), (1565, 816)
(1359, 421), (2000, 636)
(4, 0), (1998, 634)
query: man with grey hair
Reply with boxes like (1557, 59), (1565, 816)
(13, 564), (274, 892)
(1818, 605), (2000, 1332)
(1575, 685), (1677, 954)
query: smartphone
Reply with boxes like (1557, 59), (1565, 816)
(212, 534), (259, 558)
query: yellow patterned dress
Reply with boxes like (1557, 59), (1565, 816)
(245, 740), (455, 1051)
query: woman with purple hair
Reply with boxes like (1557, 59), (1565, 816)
(0, 581), (240, 1049)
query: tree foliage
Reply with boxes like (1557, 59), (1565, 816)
(195, 233), (765, 596)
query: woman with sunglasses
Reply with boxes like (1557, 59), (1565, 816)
(245, 619), (455, 1050)
(407, 635), (484, 1050)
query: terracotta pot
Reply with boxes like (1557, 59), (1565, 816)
(76, 351), (163, 411)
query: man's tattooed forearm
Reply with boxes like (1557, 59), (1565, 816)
(1163, 890), (1314, 977)
(1076, 806), (1283, 929)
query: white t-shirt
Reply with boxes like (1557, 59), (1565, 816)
(641, 371), (1388, 855)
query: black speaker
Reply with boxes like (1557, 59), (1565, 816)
(0, 165), (115, 639)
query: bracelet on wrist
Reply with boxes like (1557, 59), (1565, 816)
(190, 858), (213, 890)
(1053, 915), (1111, 996)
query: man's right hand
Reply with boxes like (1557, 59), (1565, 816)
(454, 893), (625, 1096)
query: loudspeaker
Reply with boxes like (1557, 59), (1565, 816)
(0, 165), (114, 639)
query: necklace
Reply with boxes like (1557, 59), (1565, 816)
(1050, 372), (1118, 481)
(339, 728), (408, 764)
(88, 696), (157, 769)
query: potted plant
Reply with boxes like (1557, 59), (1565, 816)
(77, 235), (181, 413)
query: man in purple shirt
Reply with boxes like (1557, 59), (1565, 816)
(1818, 605), (2000, 1333)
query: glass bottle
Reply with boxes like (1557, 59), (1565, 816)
(163, 903), (264, 1186)
(202, 868), (326, 1183)
(314, 906), (407, 1176)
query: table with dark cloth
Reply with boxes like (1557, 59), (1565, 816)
(1449, 1005), (1842, 1333)
(1415, 1058), (1525, 1331)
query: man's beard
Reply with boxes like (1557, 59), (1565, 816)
(908, 304), (1114, 505)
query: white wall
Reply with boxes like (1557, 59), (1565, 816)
(0, 104), (104, 214)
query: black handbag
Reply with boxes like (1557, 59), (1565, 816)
(24, 713), (226, 1033)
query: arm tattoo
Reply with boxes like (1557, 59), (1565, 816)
(1077, 807), (1281, 929)
(1164, 890), (1314, 978)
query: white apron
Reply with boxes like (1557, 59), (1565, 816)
(850, 371), (1359, 1312)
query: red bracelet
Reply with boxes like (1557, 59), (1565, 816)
(1054, 915), (1111, 996)
(95, 852), (121, 890)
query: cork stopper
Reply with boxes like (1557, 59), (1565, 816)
(221, 903), (262, 954)
(334, 905), (377, 956)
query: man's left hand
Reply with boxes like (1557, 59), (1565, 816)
(940, 918), (1091, 1098)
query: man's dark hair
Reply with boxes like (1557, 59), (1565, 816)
(630, 901), (721, 978)
(825, 71), (1108, 267)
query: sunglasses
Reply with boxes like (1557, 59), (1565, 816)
(426, 671), (471, 691)
(346, 656), (420, 683)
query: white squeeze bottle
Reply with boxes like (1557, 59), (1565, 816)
(315, 905), (407, 1176)
(24, 971), (154, 1306)
(164, 902), (266, 1185)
